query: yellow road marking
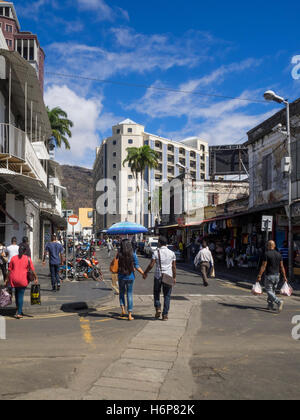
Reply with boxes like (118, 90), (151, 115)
(80, 318), (95, 347)
(93, 318), (112, 323)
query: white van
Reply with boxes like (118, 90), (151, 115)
(144, 237), (159, 257)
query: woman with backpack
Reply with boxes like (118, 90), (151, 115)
(115, 239), (144, 321)
(4, 244), (38, 319)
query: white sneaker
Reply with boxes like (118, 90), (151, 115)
(277, 301), (284, 313)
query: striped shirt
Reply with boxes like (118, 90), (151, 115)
(279, 247), (288, 261)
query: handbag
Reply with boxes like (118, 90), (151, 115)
(0, 288), (12, 308)
(158, 249), (175, 287)
(31, 284), (41, 305)
(27, 257), (34, 283)
(110, 255), (119, 274)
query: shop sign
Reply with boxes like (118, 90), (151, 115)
(261, 215), (273, 232)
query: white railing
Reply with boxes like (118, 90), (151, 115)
(0, 123), (47, 186)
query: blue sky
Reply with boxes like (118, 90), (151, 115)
(13, 0), (300, 167)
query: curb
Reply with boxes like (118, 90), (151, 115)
(0, 290), (116, 316)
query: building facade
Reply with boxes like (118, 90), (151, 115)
(93, 119), (208, 232)
(246, 97), (300, 251)
(0, 1), (45, 92)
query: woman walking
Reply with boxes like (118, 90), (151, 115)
(0, 241), (7, 283)
(5, 244), (38, 319)
(117, 239), (144, 321)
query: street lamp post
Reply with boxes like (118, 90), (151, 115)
(264, 90), (293, 282)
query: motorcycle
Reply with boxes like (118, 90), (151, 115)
(59, 260), (76, 281)
(74, 256), (103, 282)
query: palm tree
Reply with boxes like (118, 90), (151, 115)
(47, 106), (74, 150)
(123, 145), (159, 224)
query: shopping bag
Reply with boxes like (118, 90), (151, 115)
(210, 266), (216, 278)
(251, 282), (263, 296)
(280, 283), (293, 297)
(31, 284), (41, 306)
(0, 288), (12, 308)
(110, 256), (119, 274)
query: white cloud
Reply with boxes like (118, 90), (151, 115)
(44, 85), (121, 167)
(77, 0), (129, 21)
(45, 29), (227, 89)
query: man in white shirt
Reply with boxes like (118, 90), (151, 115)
(144, 236), (176, 321)
(194, 240), (214, 287)
(6, 237), (19, 263)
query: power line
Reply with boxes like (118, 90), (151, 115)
(45, 71), (267, 104)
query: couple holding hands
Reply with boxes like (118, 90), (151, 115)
(111, 236), (176, 321)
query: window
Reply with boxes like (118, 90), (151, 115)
(116, 129), (120, 134)
(88, 211), (93, 218)
(113, 176), (117, 181)
(113, 140), (117, 145)
(128, 175), (133, 179)
(128, 199), (133, 203)
(208, 193), (219, 206)
(113, 164), (116, 169)
(6, 24), (12, 32)
(128, 139), (133, 144)
(113, 152), (117, 157)
(128, 128), (132, 133)
(128, 187), (133, 192)
(5, 7), (9, 17)
(6, 39), (12, 48)
(262, 154), (272, 191)
(291, 140), (300, 183)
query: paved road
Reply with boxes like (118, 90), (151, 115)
(0, 249), (299, 400)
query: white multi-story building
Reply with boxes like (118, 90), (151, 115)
(93, 119), (208, 231)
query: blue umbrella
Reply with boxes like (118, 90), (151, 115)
(107, 221), (148, 235)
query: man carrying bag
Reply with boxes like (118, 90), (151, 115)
(143, 236), (176, 321)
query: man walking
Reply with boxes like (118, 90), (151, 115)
(194, 240), (214, 287)
(279, 241), (289, 275)
(43, 234), (64, 292)
(6, 237), (19, 263)
(143, 236), (176, 321)
(257, 240), (287, 312)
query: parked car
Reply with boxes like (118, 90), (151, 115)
(144, 239), (159, 257)
(167, 245), (184, 262)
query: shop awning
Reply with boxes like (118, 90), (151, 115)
(158, 224), (179, 229)
(40, 209), (67, 229)
(0, 169), (55, 204)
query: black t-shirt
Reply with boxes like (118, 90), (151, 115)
(263, 250), (282, 275)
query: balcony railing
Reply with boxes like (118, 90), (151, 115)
(0, 123), (47, 186)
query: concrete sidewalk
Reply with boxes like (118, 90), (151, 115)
(84, 298), (194, 400)
(0, 252), (114, 315)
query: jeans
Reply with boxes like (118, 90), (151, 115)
(15, 287), (26, 315)
(118, 279), (134, 312)
(265, 274), (281, 306)
(50, 264), (60, 288)
(154, 277), (172, 316)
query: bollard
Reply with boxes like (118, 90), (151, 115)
(0, 316), (6, 340)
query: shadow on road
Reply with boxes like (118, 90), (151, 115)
(218, 302), (277, 314)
